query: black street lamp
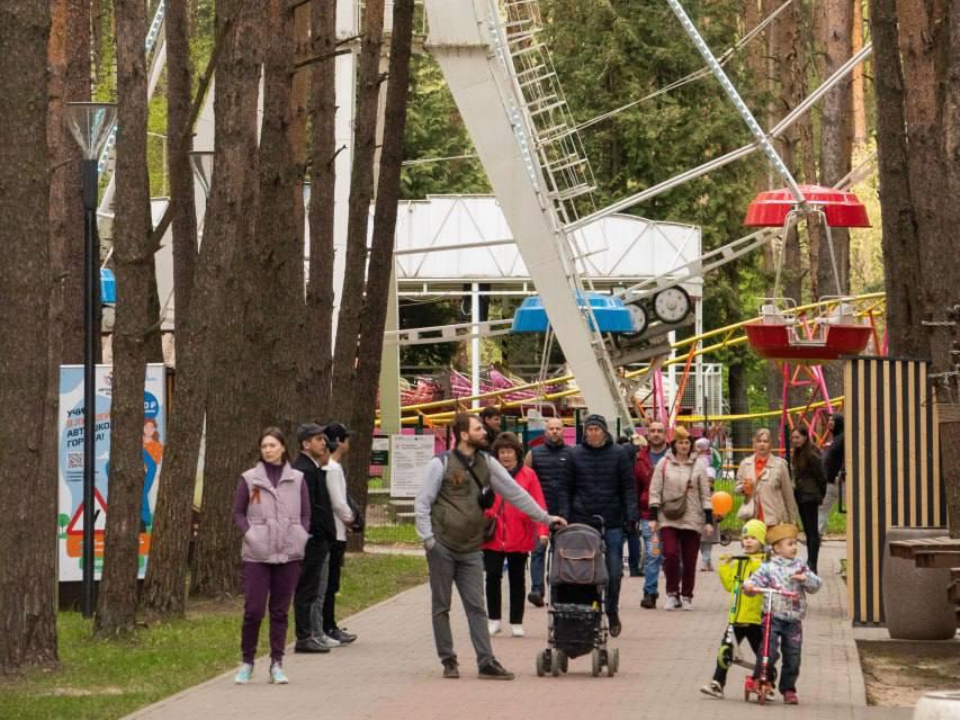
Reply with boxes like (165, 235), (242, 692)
(65, 102), (117, 618)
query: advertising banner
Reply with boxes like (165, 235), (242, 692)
(57, 364), (166, 582)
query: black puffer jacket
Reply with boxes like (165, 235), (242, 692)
(528, 440), (569, 515)
(557, 434), (639, 528)
(293, 452), (336, 542)
(823, 414), (845, 484)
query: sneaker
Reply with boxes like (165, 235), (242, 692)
(608, 612), (622, 637)
(294, 637), (331, 654)
(328, 628), (357, 644)
(488, 619), (502, 635)
(314, 632), (341, 649)
(640, 593), (658, 609)
(783, 690), (799, 705)
(744, 677), (756, 695)
(478, 658), (515, 680)
(664, 594), (682, 611)
(682, 596), (693, 611)
(234, 663), (254, 685)
(527, 590), (545, 608)
(510, 624), (525, 638)
(629, 569), (642, 577)
(700, 680), (724, 698)
(269, 663), (289, 684)
(442, 659), (460, 679)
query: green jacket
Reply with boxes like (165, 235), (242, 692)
(718, 552), (765, 625)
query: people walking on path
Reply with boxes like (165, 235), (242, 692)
(637, 421), (668, 609)
(415, 413), (565, 680)
(232, 427), (311, 685)
(557, 413), (639, 637)
(695, 436), (720, 572)
(483, 432), (548, 638)
(736, 428), (799, 527)
(744, 523), (823, 705)
(818, 413), (845, 536)
(321, 422), (357, 645)
(524, 417), (569, 607)
(648, 426), (713, 610)
(700, 519), (767, 699)
(790, 427), (827, 574)
(480, 405), (502, 447)
(292, 424), (341, 653)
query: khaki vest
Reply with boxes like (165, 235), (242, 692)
(431, 451), (491, 553)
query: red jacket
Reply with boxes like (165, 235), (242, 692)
(482, 465), (548, 553)
(634, 449), (654, 520)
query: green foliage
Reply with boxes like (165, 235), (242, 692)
(0, 554), (427, 720)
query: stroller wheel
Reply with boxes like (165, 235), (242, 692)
(608, 648), (619, 676)
(550, 649), (562, 677)
(591, 649), (601, 677)
(558, 651), (569, 674)
(536, 649), (547, 677)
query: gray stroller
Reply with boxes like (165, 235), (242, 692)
(536, 521), (619, 677)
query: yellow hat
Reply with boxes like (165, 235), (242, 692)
(741, 519), (767, 544)
(766, 523), (799, 546)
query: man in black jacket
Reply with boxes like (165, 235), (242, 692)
(293, 423), (341, 652)
(557, 413), (639, 637)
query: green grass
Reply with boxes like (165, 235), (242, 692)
(0, 553), (427, 720)
(365, 523), (420, 545)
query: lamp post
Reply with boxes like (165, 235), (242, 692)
(65, 102), (117, 618)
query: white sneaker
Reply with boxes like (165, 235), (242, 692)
(234, 663), (254, 684)
(682, 596), (693, 611)
(314, 632), (341, 649)
(510, 624), (525, 637)
(664, 595), (682, 611)
(488, 620), (502, 635)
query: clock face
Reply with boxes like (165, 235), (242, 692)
(626, 303), (648, 336)
(653, 287), (691, 324)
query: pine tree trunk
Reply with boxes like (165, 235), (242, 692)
(329, 0), (385, 422)
(305, 0), (338, 420)
(144, 0), (261, 612)
(343, 0), (417, 537)
(95, 0), (153, 638)
(0, 1), (52, 674)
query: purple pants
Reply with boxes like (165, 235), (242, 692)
(660, 527), (701, 599)
(241, 560), (302, 664)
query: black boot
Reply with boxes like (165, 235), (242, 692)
(640, 593), (658, 609)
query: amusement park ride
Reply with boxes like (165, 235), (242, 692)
(96, 0), (882, 442)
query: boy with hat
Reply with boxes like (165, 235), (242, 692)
(700, 519), (767, 699)
(743, 523), (822, 705)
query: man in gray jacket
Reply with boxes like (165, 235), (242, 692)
(416, 413), (566, 680)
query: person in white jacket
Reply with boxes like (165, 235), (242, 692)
(322, 423), (357, 644)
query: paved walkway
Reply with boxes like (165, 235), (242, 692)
(126, 542), (910, 720)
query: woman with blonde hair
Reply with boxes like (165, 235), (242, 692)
(735, 428), (798, 527)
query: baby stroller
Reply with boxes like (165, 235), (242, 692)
(536, 521), (619, 677)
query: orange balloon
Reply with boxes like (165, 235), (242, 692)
(712, 491), (734, 517)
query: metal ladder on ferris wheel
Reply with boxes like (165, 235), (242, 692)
(487, 0), (636, 430)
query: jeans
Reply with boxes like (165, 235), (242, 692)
(603, 527), (624, 615)
(626, 533), (642, 575)
(483, 550), (528, 624)
(818, 481), (840, 536)
(640, 519), (662, 597)
(293, 536), (330, 640)
(240, 560), (302, 664)
(798, 501), (821, 573)
(530, 541), (546, 595)
(322, 540), (346, 633)
(426, 541), (494, 668)
(754, 617), (803, 693)
(660, 526), (701, 599)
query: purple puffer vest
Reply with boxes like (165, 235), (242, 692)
(240, 462), (309, 564)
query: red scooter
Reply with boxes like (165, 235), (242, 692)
(745, 587), (798, 705)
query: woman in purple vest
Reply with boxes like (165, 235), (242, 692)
(233, 427), (311, 685)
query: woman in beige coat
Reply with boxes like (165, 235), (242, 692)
(649, 427), (713, 610)
(735, 428), (799, 527)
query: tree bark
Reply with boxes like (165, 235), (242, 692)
(0, 1), (52, 674)
(305, 0), (338, 419)
(95, 0), (153, 638)
(329, 0), (385, 423)
(144, 0), (261, 612)
(342, 0), (417, 537)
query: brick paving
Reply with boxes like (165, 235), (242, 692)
(125, 542), (911, 720)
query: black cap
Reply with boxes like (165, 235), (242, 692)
(323, 422), (351, 444)
(296, 422), (325, 444)
(583, 414), (609, 433)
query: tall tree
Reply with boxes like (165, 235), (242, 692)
(96, 0), (153, 637)
(0, 0), (53, 673)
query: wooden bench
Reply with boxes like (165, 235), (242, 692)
(889, 535), (960, 606)
(950, 569), (960, 605)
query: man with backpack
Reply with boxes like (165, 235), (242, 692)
(415, 413), (566, 681)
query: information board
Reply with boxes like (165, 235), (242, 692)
(389, 434), (435, 498)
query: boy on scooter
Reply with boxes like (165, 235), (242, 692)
(743, 523), (822, 705)
(700, 519), (768, 699)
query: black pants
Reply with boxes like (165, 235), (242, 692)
(323, 540), (347, 633)
(713, 624), (763, 687)
(293, 536), (330, 640)
(798, 501), (821, 573)
(482, 550), (528, 625)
